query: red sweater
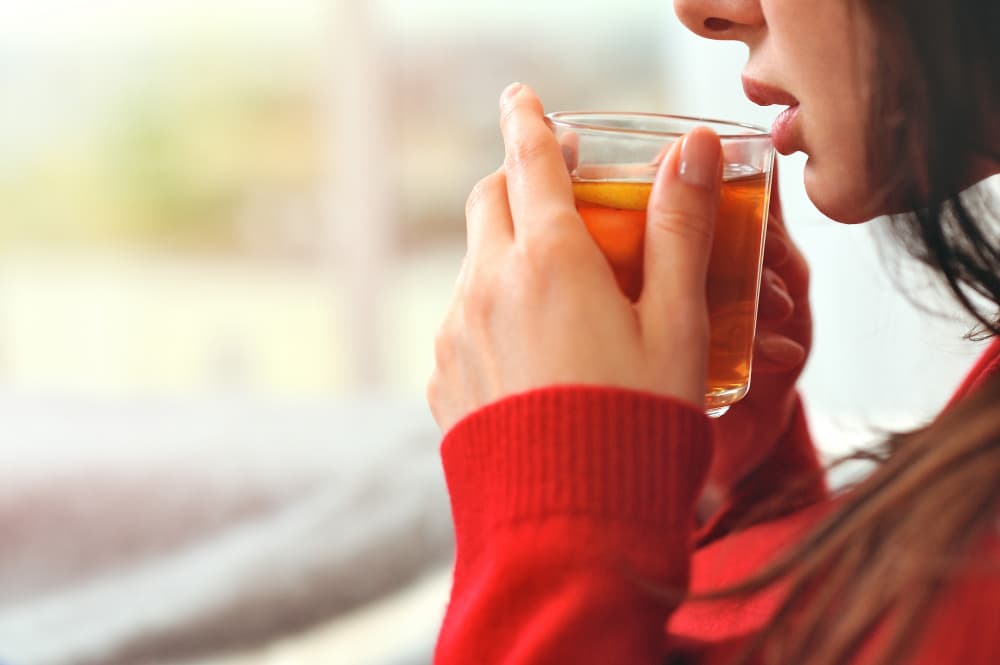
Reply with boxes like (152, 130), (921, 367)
(435, 339), (1000, 664)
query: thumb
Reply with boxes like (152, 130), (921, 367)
(639, 127), (721, 336)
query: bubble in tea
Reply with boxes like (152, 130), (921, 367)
(572, 164), (768, 405)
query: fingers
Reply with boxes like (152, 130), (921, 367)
(639, 127), (722, 332)
(754, 267), (800, 373)
(762, 160), (793, 258)
(755, 262), (806, 373)
(761, 163), (810, 298)
(766, 158), (787, 235)
(763, 228), (791, 267)
(465, 169), (514, 257)
(763, 225), (810, 299)
(755, 332), (806, 372)
(498, 83), (578, 241)
(763, 160), (792, 260)
(753, 164), (812, 376)
(757, 268), (795, 322)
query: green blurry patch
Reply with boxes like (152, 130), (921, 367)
(0, 50), (323, 255)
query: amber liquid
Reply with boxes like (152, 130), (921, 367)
(573, 168), (768, 408)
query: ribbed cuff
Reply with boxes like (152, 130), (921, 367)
(441, 385), (713, 545)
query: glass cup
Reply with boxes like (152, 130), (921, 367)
(546, 112), (775, 417)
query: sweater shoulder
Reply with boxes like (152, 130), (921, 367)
(669, 498), (836, 640)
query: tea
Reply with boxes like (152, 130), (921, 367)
(572, 167), (768, 407)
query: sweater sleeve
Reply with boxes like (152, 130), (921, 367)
(435, 385), (713, 664)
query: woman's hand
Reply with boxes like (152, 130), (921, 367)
(701, 174), (813, 513)
(428, 84), (724, 433)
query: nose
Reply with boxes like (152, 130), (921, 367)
(673, 0), (765, 42)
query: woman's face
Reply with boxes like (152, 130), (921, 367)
(674, 0), (879, 223)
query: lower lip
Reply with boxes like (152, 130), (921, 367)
(771, 104), (801, 155)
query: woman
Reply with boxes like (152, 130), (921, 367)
(427, 0), (1000, 663)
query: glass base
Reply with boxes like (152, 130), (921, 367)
(704, 383), (749, 418)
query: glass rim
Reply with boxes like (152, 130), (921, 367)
(545, 111), (770, 140)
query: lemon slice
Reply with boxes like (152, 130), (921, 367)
(572, 181), (652, 211)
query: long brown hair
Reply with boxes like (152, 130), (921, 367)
(713, 375), (1000, 665)
(712, 1), (1000, 663)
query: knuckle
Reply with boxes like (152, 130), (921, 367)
(433, 327), (455, 368)
(518, 232), (566, 272)
(465, 173), (501, 217)
(505, 131), (551, 169)
(461, 284), (494, 328)
(648, 209), (714, 245)
(513, 223), (592, 285)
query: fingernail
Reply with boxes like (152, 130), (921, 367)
(757, 334), (805, 365)
(765, 269), (789, 297)
(501, 82), (522, 106)
(679, 128), (721, 189)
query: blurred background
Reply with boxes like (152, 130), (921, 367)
(0, 1), (991, 664)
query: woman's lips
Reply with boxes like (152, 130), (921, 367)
(771, 104), (801, 155)
(741, 77), (799, 107)
(741, 75), (802, 154)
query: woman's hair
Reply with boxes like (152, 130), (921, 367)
(715, 1), (1000, 664)
(868, 0), (1000, 337)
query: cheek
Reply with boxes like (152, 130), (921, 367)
(787, 5), (880, 223)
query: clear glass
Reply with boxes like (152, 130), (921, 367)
(546, 112), (775, 417)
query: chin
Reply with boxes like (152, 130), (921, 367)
(803, 159), (882, 225)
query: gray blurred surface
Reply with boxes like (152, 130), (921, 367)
(0, 393), (450, 665)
